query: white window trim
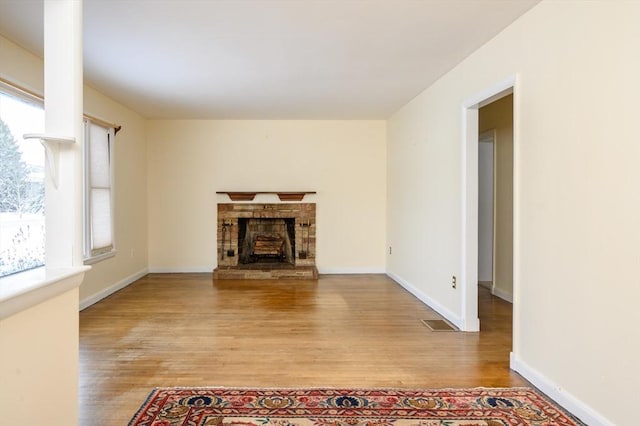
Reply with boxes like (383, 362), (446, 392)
(83, 119), (116, 264)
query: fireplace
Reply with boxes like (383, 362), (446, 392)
(213, 203), (317, 279)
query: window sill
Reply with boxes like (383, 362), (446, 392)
(84, 250), (116, 265)
(0, 266), (90, 320)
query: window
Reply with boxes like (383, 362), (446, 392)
(83, 119), (115, 262)
(0, 87), (45, 277)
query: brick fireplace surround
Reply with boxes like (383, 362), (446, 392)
(213, 203), (317, 279)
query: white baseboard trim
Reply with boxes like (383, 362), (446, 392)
(510, 352), (612, 426)
(478, 281), (492, 289)
(318, 267), (386, 275)
(148, 267), (213, 273)
(79, 268), (148, 311)
(492, 287), (513, 303)
(386, 270), (463, 330)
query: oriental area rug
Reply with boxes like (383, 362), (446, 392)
(128, 387), (584, 426)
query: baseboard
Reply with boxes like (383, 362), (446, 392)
(510, 352), (613, 426)
(492, 287), (513, 303)
(478, 281), (492, 289)
(318, 267), (386, 275)
(148, 267), (213, 273)
(79, 268), (148, 311)
(386, 270), (463, 330)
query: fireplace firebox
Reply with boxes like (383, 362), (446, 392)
(238, 218), (296, 264)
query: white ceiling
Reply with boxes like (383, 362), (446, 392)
(0, 0), (538, 119)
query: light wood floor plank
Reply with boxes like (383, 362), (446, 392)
(79, 273), (527, 426)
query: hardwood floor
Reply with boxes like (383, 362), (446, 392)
(79, 273), (527, 425)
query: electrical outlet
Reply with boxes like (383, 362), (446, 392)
(452, 275), (457, 289)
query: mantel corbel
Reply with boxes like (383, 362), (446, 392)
(216, 191), (316, 201)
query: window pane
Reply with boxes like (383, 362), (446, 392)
(0, 90), (45, 277)
(90, 188), (112, 251)
(89, 123), (110, 188)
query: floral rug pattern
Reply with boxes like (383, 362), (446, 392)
(128, 387), (583, 426)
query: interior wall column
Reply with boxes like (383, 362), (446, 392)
(44, 0), (84, 268)
(43, 1), (83, 424)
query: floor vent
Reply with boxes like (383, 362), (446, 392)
(421, 319), (458, 332)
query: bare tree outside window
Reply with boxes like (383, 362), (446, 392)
(0, 92), (45, 277)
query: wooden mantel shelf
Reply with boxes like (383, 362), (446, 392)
(216, 191), (316, 201)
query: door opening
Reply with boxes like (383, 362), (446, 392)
(478, 96), (514, 307)
(461, 76), (516, 335)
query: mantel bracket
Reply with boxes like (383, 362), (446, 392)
(23, 133), (76, 189)
(216, 191), (316, 201)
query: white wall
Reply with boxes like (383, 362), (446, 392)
(387, 1), (640, 425)
(147, 120), (386, 273)
(0, 35), (149, 306)
(0, 289), (79, 426)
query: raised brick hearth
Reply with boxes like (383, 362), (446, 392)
(213, 203), (317, 279)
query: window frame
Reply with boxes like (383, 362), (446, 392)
(83, 118), (116, 264)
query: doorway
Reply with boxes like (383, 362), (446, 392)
(478, 95), (514, 305)
(460, 76), (516, 336)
